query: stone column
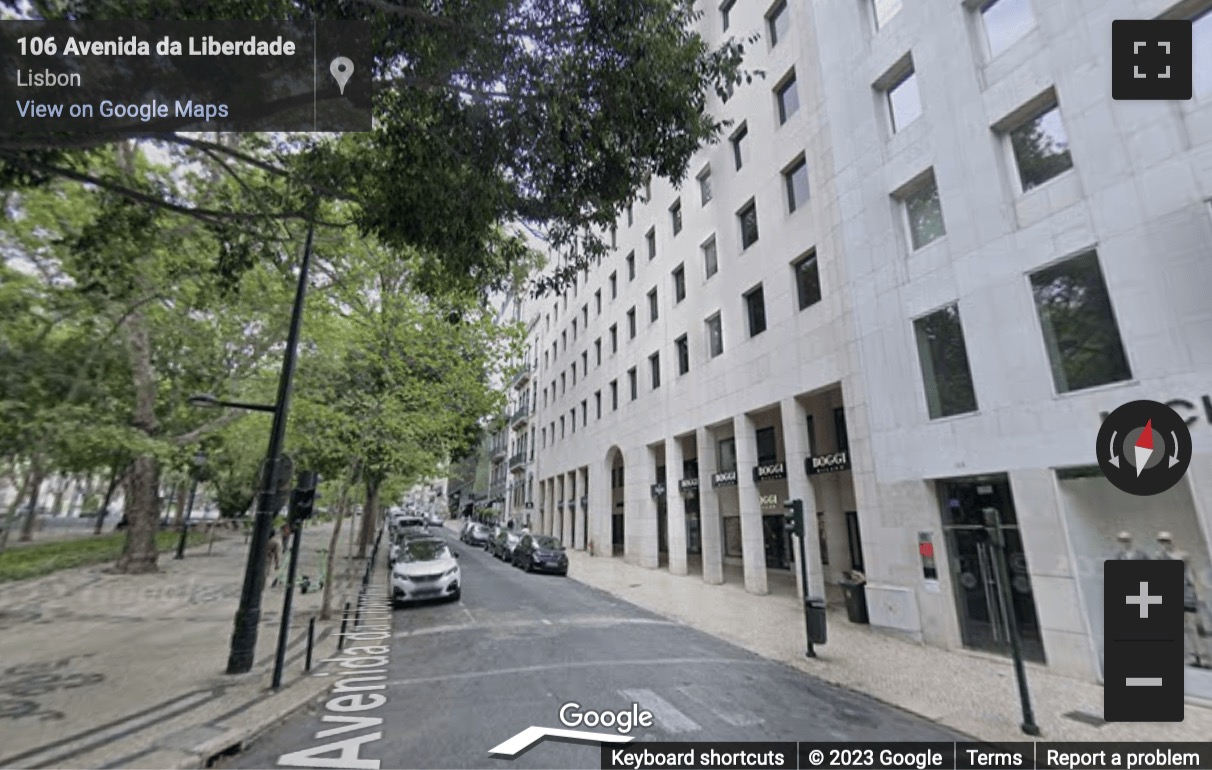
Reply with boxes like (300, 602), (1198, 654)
(562, 471), (575, 548)
(665, 436), (688, 575)
(697, 426), (724, 585)
(589, 459), (611, 557)
(545, 478), (556, 536)
(554, 475), (565, 542)
(734, 413), (768, 595)
(781, 397), (825, 599)
(575, 466), (588, 550)
(628, 450), (659, 568)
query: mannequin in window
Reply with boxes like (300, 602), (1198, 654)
(1111, 531), (1149, 560)
(1155, 531), (1209, 668)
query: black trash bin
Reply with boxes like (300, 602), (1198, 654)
(805, 597), (827, 645)
(840, 580), (869, 624)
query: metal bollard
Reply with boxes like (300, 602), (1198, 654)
(338, 602), (350, 651)
(305, 617), (316, 672)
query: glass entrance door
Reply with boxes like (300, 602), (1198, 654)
(762, 515), (791, 570)
(939, 477), (1045, 663)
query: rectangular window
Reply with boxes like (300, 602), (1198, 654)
(1030, 251), (1131, 393)
(784, 156), (810, 213)
(581, 350), (588, 374)
(793, 250), (823, 310)
(698, 166), (713, 205)
(571, 364), (576, 386)
(902, 173), (946, 250)
(650, 353), (661, 389)
(981, 0), (1034, 58)
(610, 271), (618, 298)
(611, 380), (619, 410)
(833, 407), (849, 453)
(582, 400), (588, 427)
(755, 426), (778, 465)
(610, 324), (618, 352)
(628, 367), (638, 400)
(610, 225), (617, 249)
(627, 307), (637, 339)
(703, 236), (718, 278)
(627, 204), (633, 226)
(643, 178), (652, 202)
(595, 338), (602, 365)
(873, 0), (902, 29)
(767, 0), (790, 46)
(582, 305), (589, 325)
(804, 414), (817, 456)
(627, 252), (636, 280)
(646, 228), (657, 260)
(913, 304), (979, 419)
(706, 313), (724, 358)
(673, 264), (686, 303)
(717, 437), (737, 473)
(595, 289), (602, 314)
(887, 68), (922, 133)
(572, 319), (577, 340)
(745, 285), (767, 337)
(595, 390), (602, 418)
(676, 334), (690, 374)
(560, 416), (565, 438)
(561, 372), (566, 394)
(571, 409), (576, 433)
(738, 199), (759, 250)
(648, 288), (659, 321)
(1008, 103), (1073, 192)
(670, 200), (682, 235)
(561, 330), (567, 350)
(776, 71), (800, 124)
(721, 0), (735, 30)
(730, 123), (748, 170)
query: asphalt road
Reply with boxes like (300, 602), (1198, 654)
(227, 528), (963, 769)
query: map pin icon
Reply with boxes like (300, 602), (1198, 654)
(329, 57), (354, 95)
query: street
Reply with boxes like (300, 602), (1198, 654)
(226, 527), (963, 770)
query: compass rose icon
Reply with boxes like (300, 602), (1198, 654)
(1097, 400), (1192, 496)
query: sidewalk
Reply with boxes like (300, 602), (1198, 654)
(0, 518), (369, 770)
(560, 548), (1212, 743)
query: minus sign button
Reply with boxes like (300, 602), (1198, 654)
(1125, 677), (1163, 686)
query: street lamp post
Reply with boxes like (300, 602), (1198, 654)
(224, 214), (317, 675)
(212, 217), (317, 674)
(175, 450), (208, 560)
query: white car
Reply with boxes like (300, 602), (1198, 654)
(392, 538), (461, 607)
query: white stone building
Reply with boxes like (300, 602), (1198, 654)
(524, 0), (1212, 696)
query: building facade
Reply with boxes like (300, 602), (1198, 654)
(525, 0), (1212, 695)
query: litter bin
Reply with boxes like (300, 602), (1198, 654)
(840, 580), (869, 624)
(805, 597), (827, 646)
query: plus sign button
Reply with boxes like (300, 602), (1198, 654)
(1113, 20), (1193, 100)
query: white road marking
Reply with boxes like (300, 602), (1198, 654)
(619, 688), (700, 734)
(393, 616), (675, 638)
(488, 726), (633, 757)
(675, 684), (765, 727)
(384, 657), (762, 687)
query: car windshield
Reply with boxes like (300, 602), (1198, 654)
(534, 536), (562, 550)
(401, 540), (451, 562)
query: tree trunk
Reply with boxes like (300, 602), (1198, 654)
(357, 476), (379, 559)
(116, 455), (161, 572)
(115, 289), (162, 573)
(319, 475), (355, 620)
(0, 465), (34, 552)
(18, 462), (47, 541)
(172, 483), (188, 526)
(94, 463), (126, 535)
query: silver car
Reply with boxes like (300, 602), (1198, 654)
(392, 538), (461, 607)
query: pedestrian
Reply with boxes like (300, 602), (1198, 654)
(266, 529), (282, 588)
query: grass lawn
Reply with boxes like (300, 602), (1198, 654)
(0, 530), (211, 583)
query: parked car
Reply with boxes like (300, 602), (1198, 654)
(490, 529), (522, 562)
(463, 522), (492, 547)
(428, 512), (445, 527)
(391, 537), (461, 607)
(391, 514), (427, 535)
(390, 525), (432, 565)
(513, 534), (568, 575)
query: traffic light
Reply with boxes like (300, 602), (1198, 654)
(783, 499), (803, 538)
(289, 471), (319, 524)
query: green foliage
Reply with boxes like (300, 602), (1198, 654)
(0, 530), (208, 583)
